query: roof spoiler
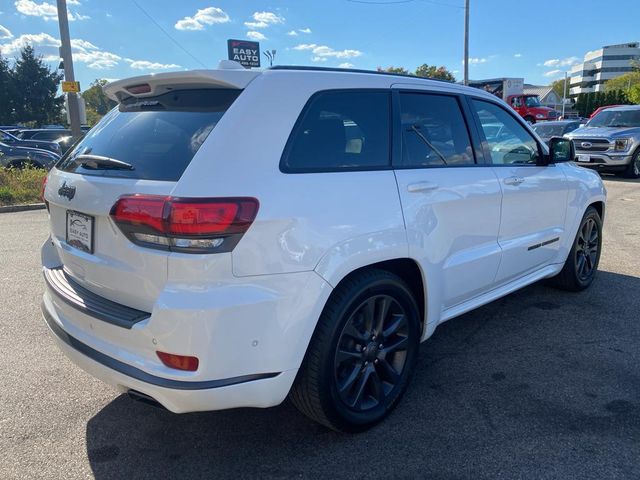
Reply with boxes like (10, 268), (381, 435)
(103, 63), (260, 102)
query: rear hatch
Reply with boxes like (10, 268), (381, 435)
(44, 70), (256, 311)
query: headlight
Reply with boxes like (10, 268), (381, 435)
(536, 114), (545, 119)
(614, 138), (630, 151)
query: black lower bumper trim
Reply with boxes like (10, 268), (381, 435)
(42, 303), (280, 391)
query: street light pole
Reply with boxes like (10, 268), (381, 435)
(463, 0), (469, 85)
(562, 71), (568, 118)
(56, 0), (82, 139)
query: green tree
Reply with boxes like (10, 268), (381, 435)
(550, 78), (568, 99)
(414, 64), (456, 82)
(11, 45), (63, 125)
(377, 66), (409, 75)
(82, 79), (117, 126)
(604, 72), (640, 93)
(629, 84), (640, 104)
(0, 54), (15, 124)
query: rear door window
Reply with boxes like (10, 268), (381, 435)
(399, 92), (475, 167)
(57, 89), (240, 181)
(281, 90), (391, 172)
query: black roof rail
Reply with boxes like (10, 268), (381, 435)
(267, 65), (455, 84)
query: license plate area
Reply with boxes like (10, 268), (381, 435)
(577, 154), (591, 163)
(66, 210), (94, 254)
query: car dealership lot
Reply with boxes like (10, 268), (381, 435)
(1, 178), (639, 479)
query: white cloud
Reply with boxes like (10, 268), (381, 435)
(544, 69), (563, 77)
(286, 30), (298, 36)
(543, 56), (579, 67)
(75, 50), (121, 69)
(175, 6), (230, 31)
(468, 57), (487, 65)
(514, 53), (522, 58)
(0, 32), (59, 55)
(67, 0), (81, 4)
(298, 27), (311, 34)
(15, 0), (57, 19)
(125, 59), (181, 70)
(0, 32), (122, 69)
(312, 56), (327, 62)
(293, 43), (362, 59)
(252, 11), (284, 25)
(0, 24), (12, 39)
(14, 0), (88, 21)
(246, 31), (266, 41)
(338, 62), (354, 68)
(244, 21), (268, 29)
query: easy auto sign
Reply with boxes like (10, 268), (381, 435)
(227, 39), (261, 68)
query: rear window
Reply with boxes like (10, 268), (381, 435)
(281, 90), (391, 172)
(57, 89), (240, 181)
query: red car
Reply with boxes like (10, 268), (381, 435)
(589, 104), (623, 119)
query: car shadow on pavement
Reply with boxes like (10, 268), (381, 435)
(85, 270), (640, 480)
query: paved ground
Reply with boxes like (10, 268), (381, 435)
(1, 177), (639, 479)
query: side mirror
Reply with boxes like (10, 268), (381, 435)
(547, 136), (574, 164)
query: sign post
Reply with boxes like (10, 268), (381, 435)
(227, 39), (261, 68)
(61, 81), (80, 93)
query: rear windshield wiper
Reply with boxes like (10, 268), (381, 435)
(74, 154), (135, 170)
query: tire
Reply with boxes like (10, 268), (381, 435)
(524, 116), (535, 124)
(548, 206), (602, 291)
(289, 269), (421, 432)
(623, 149), (640, 179)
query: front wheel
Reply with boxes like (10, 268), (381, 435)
(548, 206), (602, 291)
(289, 269), (421, 432)
(624, 150), (640, 179)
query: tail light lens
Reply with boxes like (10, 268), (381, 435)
(156, 351), (199, 371)
(110, 195), (259, 253)
(40, 174), (49, 210)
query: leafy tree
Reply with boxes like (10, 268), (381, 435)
(377, 66), (409, 75)
(629, 84), (640, 104)
(414, 64), (456, 82)
(550, 78), (568, 100)
(82, 79), (117, 126)
(0, 54), (15, 124)
(604, 72), (640, 93)
(11, 45), (63, 125)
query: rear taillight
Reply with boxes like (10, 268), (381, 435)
(110, 195), (259, 253)
(156, 351), (199, 371)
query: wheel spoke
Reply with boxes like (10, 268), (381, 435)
(336, 348), (361, 365)
(383, 335), (408, 354)
(382, 314), (405, 339)
(375, 296), (390, 335)
(349, 365), (372, 408)
(339, 363), (362, 394)
(576, 254), (586, 277)
(377, 358), (400, 385)
(343, 322), (367, 344)
(369, 369), (383, 404)
(363, 299), (376, 334)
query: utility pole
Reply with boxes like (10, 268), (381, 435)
(562, 71), (568, 118)
(463, 0), (469, 85)
(56, 0), (82, 139)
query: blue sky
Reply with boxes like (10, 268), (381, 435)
(0, 0), (638, 90)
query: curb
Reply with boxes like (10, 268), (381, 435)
(0, 203), (47, 214)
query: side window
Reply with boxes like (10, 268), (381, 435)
(472, 99), (541, 165)
(399, 92), (474, 167)
(511, 96), (522, 108)
(281, 91), (390, 172)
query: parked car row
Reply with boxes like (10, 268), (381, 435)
(0, 126), (90, 170)
(532, 105), (640, 179)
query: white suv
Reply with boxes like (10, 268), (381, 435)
(41, 64), (606, 432)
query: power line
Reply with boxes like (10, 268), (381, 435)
(347, 0), (463, 8)
(131, 0), (208, 69)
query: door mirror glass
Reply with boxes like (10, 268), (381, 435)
(548, 137), (574, 163)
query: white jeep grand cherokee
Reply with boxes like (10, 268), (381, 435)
(41, 64), (606, 432)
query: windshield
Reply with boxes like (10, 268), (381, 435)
(587, 109), (640, 128)
(57, 88), (240, 181)
(0, 130), (16, 142)
(524, 96), (541, 107)
(533, 124), (566, 137)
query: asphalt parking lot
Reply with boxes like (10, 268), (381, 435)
(1, 177), (639, 479)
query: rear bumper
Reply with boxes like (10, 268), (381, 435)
(41, 263), (332, 413)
